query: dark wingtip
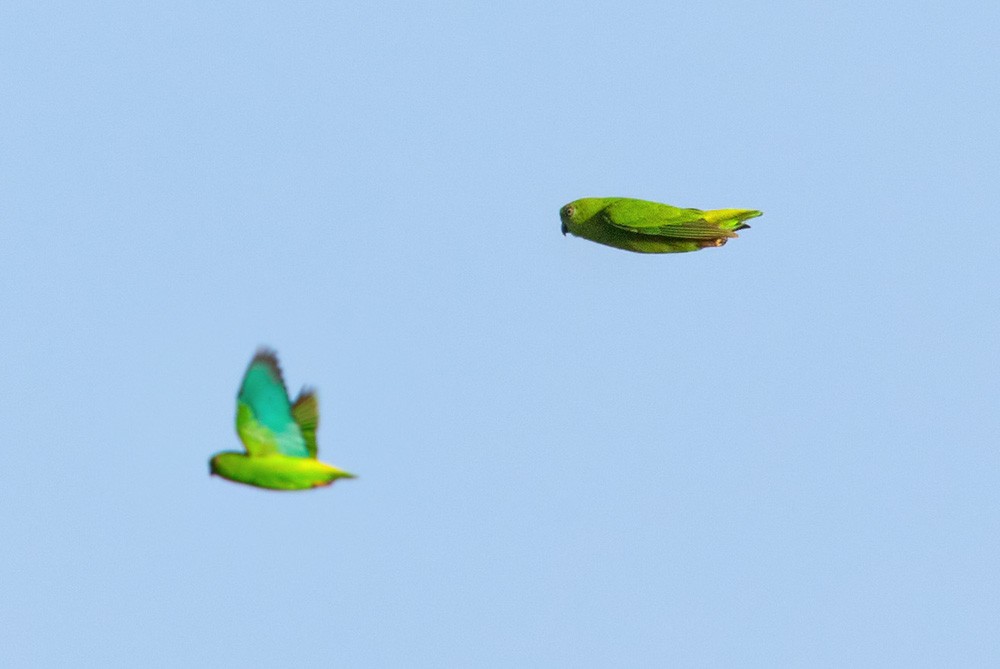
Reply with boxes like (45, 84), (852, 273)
(294, 385), (317, 404)
(734, 223), (751, 231)
(249, 347), (286, 387)
(251, 346), (279, 365)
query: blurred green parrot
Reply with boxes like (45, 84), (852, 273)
(210, 350), (355, 491)
(560, 197), (762, 253)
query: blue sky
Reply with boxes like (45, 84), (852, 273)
(2, 1), (998, 666)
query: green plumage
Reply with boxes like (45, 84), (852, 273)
(210, 350), (355, 491)
(560, 197), (762, 253)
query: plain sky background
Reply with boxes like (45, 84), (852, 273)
(2, 1), (999, 666)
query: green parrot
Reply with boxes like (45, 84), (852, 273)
(209, 350), (355, 491)
(560, 197), (762, 253)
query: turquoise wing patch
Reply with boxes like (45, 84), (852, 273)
(234, 350), (310, 458)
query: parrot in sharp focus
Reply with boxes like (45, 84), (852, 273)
(560, 197), (762, 253)
(209, 349), (355, 490)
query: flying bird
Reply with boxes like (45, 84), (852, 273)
(210, 349), (355, 490)
(560, 197), (762, 253)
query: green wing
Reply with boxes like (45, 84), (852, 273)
(291, 389), (319, 459)
(601, 199), (740, 240)
(235, 350), (310, 458)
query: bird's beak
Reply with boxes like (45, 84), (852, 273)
(561, 221), (568, 236)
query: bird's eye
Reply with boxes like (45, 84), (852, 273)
(564, 205), (575, 217)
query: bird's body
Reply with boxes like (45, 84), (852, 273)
(560, 197), (762, 253)
(210, 452), (348, 490)
(209, 350), (355, 491)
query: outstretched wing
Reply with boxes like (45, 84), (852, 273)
(601, 199), (740, 240)
(291, 389), (320, 459)
(235, 349), (310, 458)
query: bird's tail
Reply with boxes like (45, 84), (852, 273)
(703, 208), (763, 232)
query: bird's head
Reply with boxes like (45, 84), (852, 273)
(559, 198), (603, 237)
(559, 202), (576, 236)
(210, 451), (247, 480)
